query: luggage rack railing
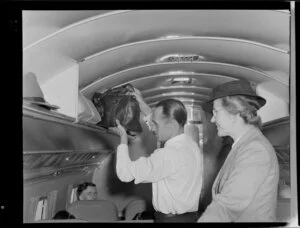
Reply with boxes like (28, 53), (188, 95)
(23, 149), (112, 155)
(23, 105), (117, 135)
(24, 162), (102, 183)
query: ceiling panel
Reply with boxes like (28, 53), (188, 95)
(23, 10), (112, 48)
(22, 10), (290, 117)
(148, 98), (203, 108)
(145, 93), (209, 103)
(23, 10), (289, 87)
(23, 10), (289, 52)
(142, 86), (211, 98)
(78, 37), (288, 88)
(81, 62), (275, 97)
(126, 74), (231, 92)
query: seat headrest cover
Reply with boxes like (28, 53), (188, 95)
(67, 200), (119, 221)
(34, 219), (87, 223)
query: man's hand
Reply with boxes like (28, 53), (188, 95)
(111, 119), (128, 145)
(130, 87), (143, 102)
(130, 87), (151, 116)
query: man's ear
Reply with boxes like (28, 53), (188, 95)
(169, 118), (180, 130)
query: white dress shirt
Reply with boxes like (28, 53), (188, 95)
(116, 133), (203, 214)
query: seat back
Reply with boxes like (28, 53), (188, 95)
(276, 198), (291, 222)
(67, 200), (119, 222)
(124, 199), (147, 220)
(34, 219), (87, 223)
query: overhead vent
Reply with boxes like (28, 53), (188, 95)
(156, 54), (205, 63)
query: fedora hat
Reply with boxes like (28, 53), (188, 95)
(202, 79), (266, 112)
(23, 72), (59, 110)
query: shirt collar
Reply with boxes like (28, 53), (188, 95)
(164, 133), (186, 147)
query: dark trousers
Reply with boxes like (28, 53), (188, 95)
(154, 211), (198, 223)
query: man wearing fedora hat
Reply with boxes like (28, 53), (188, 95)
(197, 79), (279, 222)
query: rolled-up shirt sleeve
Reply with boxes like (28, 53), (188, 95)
(198, 146), (271, 222)
(116, 144), (135, 182)
(116, 143), (179, 184)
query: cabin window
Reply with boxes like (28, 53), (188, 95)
(34, 196), (48, 221)
(70, 187), (78, 203)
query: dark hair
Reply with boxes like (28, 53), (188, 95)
(155, 99), (187, 127)
(220, 95), (262, 128)
(53, 210), (75, 219)
(76, 182), (96, 200)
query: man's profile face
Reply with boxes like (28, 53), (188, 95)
(151, 107), (173, 142)
(79, 186), (97, 201)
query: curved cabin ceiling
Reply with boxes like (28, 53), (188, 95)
(23, 10), (290, 123)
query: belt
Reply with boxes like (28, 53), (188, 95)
(155, 211), (197, 218)
(159, 213), (176, 218)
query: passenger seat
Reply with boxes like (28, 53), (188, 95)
(67, 200), (119, 222)
(35, 219), (87, 223)
(124, 199), (147, 220)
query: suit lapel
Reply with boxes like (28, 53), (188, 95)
(213, 145), (237, 194)
(213, 127), (261, 194)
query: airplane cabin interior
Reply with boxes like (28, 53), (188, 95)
(21, 6), (296, 224)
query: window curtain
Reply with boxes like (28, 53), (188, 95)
(47, 190), (58, 219)
(66, 184), (74, 208)
(27, 196), (39, 222)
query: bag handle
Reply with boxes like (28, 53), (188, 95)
(92, 84), (135, 104)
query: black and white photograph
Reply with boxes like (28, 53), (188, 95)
(13, 2), (298, 225)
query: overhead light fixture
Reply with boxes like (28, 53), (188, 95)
(168, 71), (195, 75)
(160, 34), (184, 39)
(172, 77), (190, 82)
(171, 77), (192, 84)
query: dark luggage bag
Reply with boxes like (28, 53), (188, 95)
(92, 84), (142, 135)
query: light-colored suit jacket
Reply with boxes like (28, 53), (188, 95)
(198, 126), (279, 222)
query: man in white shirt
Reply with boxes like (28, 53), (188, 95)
(113, 95), (203, 222)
